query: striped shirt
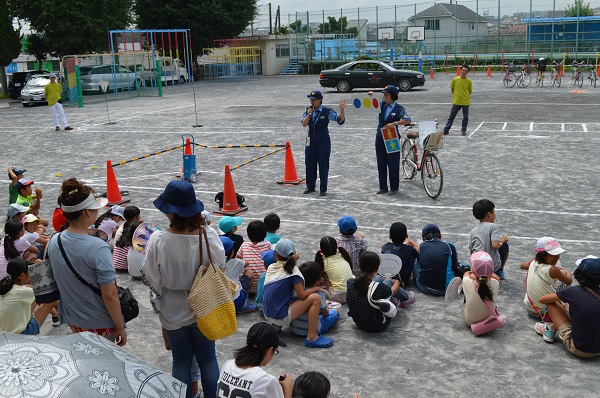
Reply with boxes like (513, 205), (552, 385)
(236, 241), (271, 292)
(336, 235), (368, 275)
(112, 246), (128, 270)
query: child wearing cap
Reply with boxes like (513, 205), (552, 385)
(0, 218), (40, 279)
(219, 216), (244, 257)
(263, 239), (334, 348)
(523, 237), (572, 324)
(381, 222), (419, 287)
(315, 236), (354, 303)
(469, 199), (509, 279)
(220, 236), (258, 314)
(7, 166), (26, 206)
(7, 203), (30, 222)
(264, 213), (282, 246)
(537, 256), (600, 357)
(236, 220), (272, 293)
(415, 223), (458, 297)
(461, 251), (501, 326)
(15, 178), (42, 217)
(335, 215), (368, 275)
(94, 205), (125, 250)
(218, 322), (293, 397)
(22, 214), (50, 255)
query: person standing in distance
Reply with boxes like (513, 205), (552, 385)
(442, 65), (472, 136)
(44, 73), (73, 132)
(372, 85), (411, 195)
(300, 90), (346, 196)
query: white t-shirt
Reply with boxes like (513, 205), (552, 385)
(217, 359), (284, 398)
(23, 230), (40, 244)
(127, 246), (144, 277)
(461, 275), (500, 326)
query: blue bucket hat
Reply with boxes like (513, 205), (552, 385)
(338, 215), (357, 234)
(381, 85), (399, 96)
(275, 238), (295, 259)
(153, 180), (204, 217)
(307, 90), (323, 99)
(220, 236), (234, 255)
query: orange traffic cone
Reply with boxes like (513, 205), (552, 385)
(456, 66), (461, 76)
(181, 138), (192, 176)
(214, 164), (246, 216)
(597, 64), (600, 77)
(105, 160), (130, 205)
(486, 64), (492, 77)
(429, 68), (435, 79)
(277, 142), (305, 185)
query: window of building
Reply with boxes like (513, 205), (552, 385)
(424, 20), (440, 30)
(470, 23), (475, 30)
(276, 44), (290, 57)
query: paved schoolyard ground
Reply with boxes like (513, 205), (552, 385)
(1, 70), (600, 397)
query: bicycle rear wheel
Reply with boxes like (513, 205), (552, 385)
(421, 153), (443, 199)
(401, 140), (417, 180)
(578, 74), (584, 87)
(593, 71), (597, 88)
(557, 74), (561, 88)
(503, 73), (516, 88)
(518, 73), (531, 88)
(540, 74), (544, 88)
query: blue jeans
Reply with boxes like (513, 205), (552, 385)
(443, 104), (469, 133)
(373, 275), (409, 301)
(413, 262), (445, 296)
(165, 323), (219, 398)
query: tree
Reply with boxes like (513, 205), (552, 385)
(564, 0), (594, 17)
(318, 16), (350, 34)
(289, 20), (308, 33)
(0, 1), (21, 95)
(10, 0), (132, 57)
(25, 33), (48, 70)
(134, 0), (258, 54)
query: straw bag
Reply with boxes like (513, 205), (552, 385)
(188, 227), (237, 340)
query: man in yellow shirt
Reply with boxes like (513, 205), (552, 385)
(442, 65), (472, 136)
(44, 73), (73, 131)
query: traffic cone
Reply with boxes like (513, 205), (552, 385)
(429, 68), (435, 79)
(597, 64), (600, 77)
(486, 64), (492, 77)
(105, 160), (130, 206)
(277, 142), (305, 185)
(214, 164), (246, 216)
(181, 138), (192, 176)
(456, 66), (460, 76)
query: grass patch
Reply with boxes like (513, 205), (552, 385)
(0, 93), (10, 99)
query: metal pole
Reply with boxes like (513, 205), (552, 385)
(358, 7), (361, 52)
(496, 0), (500, 59)
(269, 3), (272, 34)
(476, 0), (479, 54)
(551, 0), (555, 56)
(376, 6), (379, 60)
(307, 11), (311, 74)
(455, 1), (458, 58)
(528, 0), (532, 53)
(434, 2), (437, 60)
(576, 0), (580, 59)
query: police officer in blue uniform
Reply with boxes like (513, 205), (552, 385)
(374, 85), (411, 195)
(301, 90), (347, 196)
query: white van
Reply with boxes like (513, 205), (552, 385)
(142, 58), (189, 85)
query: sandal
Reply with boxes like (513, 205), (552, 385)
(237, 302), (258, 314)
(304, 335), (333, 348)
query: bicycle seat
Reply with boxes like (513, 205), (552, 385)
(406, 131), (419, 139)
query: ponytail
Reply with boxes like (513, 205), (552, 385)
(3, 218), (24, 260)
(0, 258), (28, 295)
(353, 251), (380, 296)
(476, 277), (494, 302)
(0, 274), (14, 295)
(283, 256), (296, 274)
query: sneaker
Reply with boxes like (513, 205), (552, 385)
(237, 302), (258, 314)
(64, 126), (74, 131)
(52, 315), (60, 327)
(535, 322), (556, 343)
(55, 126), (60, 131)
(496, 269), (505, 280)
(399, 291), (416, 308)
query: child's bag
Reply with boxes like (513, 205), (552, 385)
(471, 297), (507, 336)
(367, 281), (397, 321)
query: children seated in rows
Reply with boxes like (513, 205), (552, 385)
(536, 256), (600, 358)
(415, 223), (459, 296)
(262, 239), (333, 348)
(381, 221), (419, 287)
(237, 220), (271, 294)
(221, 236), (258, 314)
(469, 199), (509, 279)
(314, 236), (354, 303)
(335, 215), (368, 276)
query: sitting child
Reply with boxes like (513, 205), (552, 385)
(112, 207), (142, 271)
(220, 236), (257, 313)
(255, 250), (276, 311)
(381, 222), (419, 287)
(292, 371), (331, 398)
(95, 205), (125, 250)
(290, 261), (339, 337)
(264, 213), (282, 246)
(314, 236), (354, 303)
(22, 214), (50, 256)
(236, 220), (271, 293)
(523, 237), (572, 324)
(219, 216), (244, 256)
(469, 199), (509, 279)
(263, 239), (333, 348)
(7, 167), (26, 205)
(536, 256), (600, 358)
(347, 251), (400, 332)
(1, 218), (39, 279)
(218, 322), (293, 397)
(0, 258), (55, 334)
(461, 251), (501, 326)
(335, 215), (368, 275)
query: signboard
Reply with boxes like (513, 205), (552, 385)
(5, 63), (18, 74)
(381, 126), (401, 154)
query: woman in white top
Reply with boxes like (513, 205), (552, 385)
(462, 251), (500, 326)
(142, 180), (225, 398)
(218, 322), (293, 398)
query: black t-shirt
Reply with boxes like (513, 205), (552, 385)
(223, 232), (244, 257)
(418, 239), (458, 292)
(556, 285), (600, 354)
(381, 242), (419, 283)
(346, 278), (393, 333)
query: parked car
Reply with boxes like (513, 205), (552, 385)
(319, 60), (425, 92)
(8, 70), (50, 99)
(79, 65), (140, 93)
(141, 58), (189, 85)
(21, 74), (58, 107)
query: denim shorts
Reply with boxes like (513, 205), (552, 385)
(20, 316), (40, 335)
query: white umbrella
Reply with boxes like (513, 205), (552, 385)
(0, 331), (185, 397)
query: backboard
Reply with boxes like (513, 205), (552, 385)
(407, 26), (425, 41)
(378, 27), (395, 41)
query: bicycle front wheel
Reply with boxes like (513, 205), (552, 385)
(578, 74), (584, 87)
(401, 139), (417, 180)
(557, 74), (561, 88)
(540, 74), (544, 88)
(519, 73), (531, 88)
(503, 73), (517, 88)
(421, 153), (443, 199)
(593, 72), (597, 88)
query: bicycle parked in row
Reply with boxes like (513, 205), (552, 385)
(517, 65), (533, 88)
(502, 64), (518, 88)
(572, 61), (584, 87)
(587, 60), (597, 87)
(550, 61), (562, 88)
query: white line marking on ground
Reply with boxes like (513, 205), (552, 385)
(502, 122), (507, 131)
(583, 123), (588, 132)
(529, 122), (534, 131)
(468, 121), (484, 138)
(561, 123), (565, 132)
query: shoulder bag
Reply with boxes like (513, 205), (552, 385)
(367, 281), (397, 322)
(28, 236), (60, 303)
(57, 233), (139, 323)
(470, 287), (507, 336)
(188, 227), (238, 340)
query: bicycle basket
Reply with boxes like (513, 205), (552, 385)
(507, 65), (516, 72)
(524, 65), (533, 74)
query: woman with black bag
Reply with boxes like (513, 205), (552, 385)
(47, 178), (126, 346)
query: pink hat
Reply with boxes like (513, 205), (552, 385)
(535, 237), (566, 256)
(471, 251), (494, 278)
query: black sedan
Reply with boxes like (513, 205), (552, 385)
(319, 60), (425, 93)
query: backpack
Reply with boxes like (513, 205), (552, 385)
(215, 192), (245, 209)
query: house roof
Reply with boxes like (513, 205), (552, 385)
(409, 3), (488, 23)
